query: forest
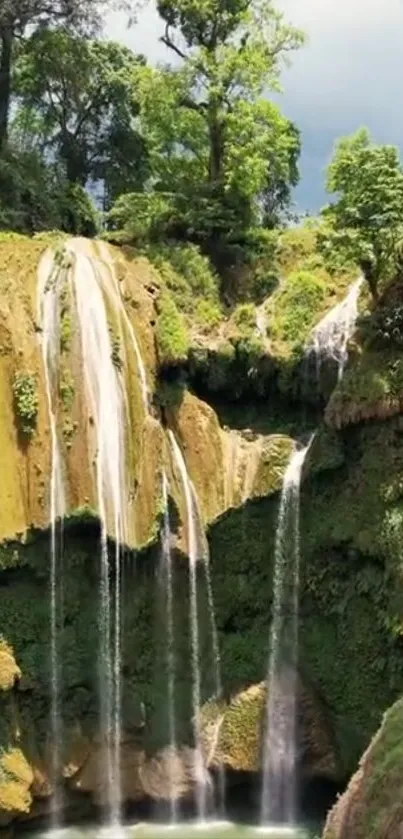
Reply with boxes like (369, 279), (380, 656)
(2, 0), (403, 305)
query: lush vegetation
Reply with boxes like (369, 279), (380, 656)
(1, 0), (403, 320)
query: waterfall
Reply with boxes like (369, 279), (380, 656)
(96, 241), (149, 413)
(261, 440), (311, 827)
(38, 252), (67, 827)
(65, 241), (128, 828)
(168, 431), (207, 821)
(168, 431), (225, 821)
(307, 276), (363, 381)
(194, 494), (226, 819)
(161, 471), (178, 823)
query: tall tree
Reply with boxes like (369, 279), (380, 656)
(13, 30), (148, 200)
(129, 0), (304, 241)
(0, 0), (113, 150)
(320, 128), (403, 301)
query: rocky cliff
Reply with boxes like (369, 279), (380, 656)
(1, 230), (403, 835)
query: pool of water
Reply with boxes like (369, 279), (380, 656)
(29, 823), (317, 839)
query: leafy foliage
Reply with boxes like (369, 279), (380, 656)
(14, 31), (148, 201)
(0, 0), (114, 149)
(12, 372), (38, 437)
(155, 293), (190, 365)
(320, 128), (403, 299)
(269, 269), (327, 347)
(114, 0), (304, 257)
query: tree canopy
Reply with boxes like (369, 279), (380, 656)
(112, 0), (304, 249)
(13, 30), (148, 203)
(0, 0), (115, 149)
(320, 129), (403, 300)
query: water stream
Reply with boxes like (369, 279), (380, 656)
(67, 241), (129, 828)
(307, 276), (363, 381)
(38, 251), (67, 828)
(261, 441), (312, 828)
(167, 431), (208, 821)
(161, 471), (178, 823)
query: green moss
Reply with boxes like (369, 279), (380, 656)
(195, 299), (222, 331)
(326, 348), (403, 428)
(12, 372), (39, 438)
(269, 270), (327, 349)
(59, 368), (75, 410)
(156, 293), (189, 366)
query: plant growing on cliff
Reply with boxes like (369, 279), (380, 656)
(12, 372), (38, 437)
(155, 293), (189, 366)
(320, 128), (403, 301)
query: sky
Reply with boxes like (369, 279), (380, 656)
(106, 0), (403, 212)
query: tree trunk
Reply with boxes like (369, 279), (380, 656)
(0, 31), (13, 153)
(208, 103), (223, 186)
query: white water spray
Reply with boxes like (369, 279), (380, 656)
(38, 252), (67, 827)
(67, 241), (128, 828)
(161, 471), (178, 823)
(168, 431), (208, 821)
(261, 441), (312, 827)
(307, 277), (363, 381)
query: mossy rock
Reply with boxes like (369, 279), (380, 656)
(326, 347), (403, 429)
(0, 748), (33, 824)
(200, 679), (339, 780)
(323, 698), (403, 839)
(0, 642), (21, 692)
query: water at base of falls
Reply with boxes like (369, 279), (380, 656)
(29, 821), (311, 839)
(261, 443), (312, 828)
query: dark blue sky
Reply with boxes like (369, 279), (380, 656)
(107, 0), (403, 212)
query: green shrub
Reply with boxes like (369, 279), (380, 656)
(233, 303), (256, 335)
(156, 293), (189, 366)
(146, 241), (221, 317)
(12, 373), (39, 437)
(195, 299), (222, 330)
(270, 270), (327, 346)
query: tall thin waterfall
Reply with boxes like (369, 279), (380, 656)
(193, 491), (226, 819)
(67, 241), (128, 828)
(307, 276), (363, 381)
(161, 471), (178, 823)
(261, 441), (311, 827)
(168, 431), (208, 822)
(38, 252), (66, 827)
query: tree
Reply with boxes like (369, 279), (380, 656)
(13, 30), (148, 202)
(126, 0), (304, 243)
(0, 0), (114, 150)
(321, 128), (403, 301)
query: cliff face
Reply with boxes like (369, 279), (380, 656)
(1, 232), (403, 832)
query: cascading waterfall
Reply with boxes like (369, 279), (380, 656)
(307, 276), (363, 381)
(168, 430), (225, 821)
(38, 252), (67, 827)
(161, 471), (178, 823)
(168, 431), (207, 821)
(192, 489), (226, 819)
(39, 238), (151, 830)
(96, 241), (149, 413)
(261, 441), (312, 828)
(66, 241), (129, 829)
